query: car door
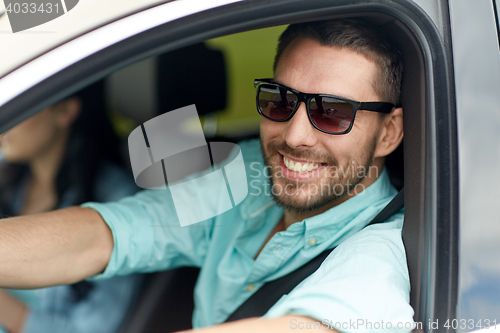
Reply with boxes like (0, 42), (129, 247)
(0, 0), (461, 331)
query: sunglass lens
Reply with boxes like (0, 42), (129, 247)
(309, 97), (354, 133)
(257, 84), (297, 120)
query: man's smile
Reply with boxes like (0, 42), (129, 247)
(278, 153), (328, 180)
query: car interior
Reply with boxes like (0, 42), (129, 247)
(101, 15), (424, 332)
(0, 0), (459, 331)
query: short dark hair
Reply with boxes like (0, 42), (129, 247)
(274, 19), (403, 106)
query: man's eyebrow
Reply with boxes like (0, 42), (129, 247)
(272, 78), (359, 101)
(323, 92), (359, 101)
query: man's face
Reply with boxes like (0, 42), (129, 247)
(260, 37), (386, 215)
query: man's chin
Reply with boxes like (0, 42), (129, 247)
(269, 178), (340, 215)
(272, 191), (336, 215)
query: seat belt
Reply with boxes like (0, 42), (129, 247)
(225, 188), (404, 322)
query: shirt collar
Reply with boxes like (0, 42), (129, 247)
(239, 164), (397, 245)
(301, 167), (398, 247)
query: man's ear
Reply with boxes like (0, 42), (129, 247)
(54, 97), (81, 129)
(374, 107), (404, 158)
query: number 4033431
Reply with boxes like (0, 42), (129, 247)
(443, 319), (497, 330)
(5, 2), (60, 14)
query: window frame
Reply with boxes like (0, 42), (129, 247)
(0, 0), (459, 329)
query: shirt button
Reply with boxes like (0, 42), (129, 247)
(246, 284), (255, 292)
(308, 238), (317, 246)
(273, 245), (281, 253)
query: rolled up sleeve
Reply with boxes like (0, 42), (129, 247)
(83, 186), (213, 280)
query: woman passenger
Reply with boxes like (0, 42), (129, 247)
(0, 81), (141, 333)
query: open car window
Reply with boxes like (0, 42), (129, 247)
(9, 0), (500, 331)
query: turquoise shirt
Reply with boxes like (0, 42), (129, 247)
(85, 139), (414, 332)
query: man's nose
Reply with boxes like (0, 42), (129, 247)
(282, 102), (319, 148)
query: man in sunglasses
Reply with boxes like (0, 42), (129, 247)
(0, 19), (411, 332)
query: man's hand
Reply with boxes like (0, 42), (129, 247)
(0, 207), (113, 288)
(178, 315), (338, 333)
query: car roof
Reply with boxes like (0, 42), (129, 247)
(0, 0), (163, 77)
(0, 0), (242, 79)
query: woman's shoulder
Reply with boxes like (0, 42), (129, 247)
(92, 162), (140, 203)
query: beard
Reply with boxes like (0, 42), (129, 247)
(260, 137), (377, 215)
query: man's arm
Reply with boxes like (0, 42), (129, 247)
(0, 207), (113, 288)
(179, 315), (337, 333)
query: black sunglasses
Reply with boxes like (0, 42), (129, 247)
(254, 79), (396, 135)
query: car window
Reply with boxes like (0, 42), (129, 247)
(107, 26), (286, 141)
(111, 22), (410, 332)
(0, 0), (463, 331)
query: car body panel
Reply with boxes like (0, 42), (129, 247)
(449, 0), (500, 330)
(0, 0), (170, 77)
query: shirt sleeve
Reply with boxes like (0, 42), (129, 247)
(83, 185), (214, 280)
(83, 141), (255, 280)
(263, 214), (415, 333)
(22, 275), (142, 333)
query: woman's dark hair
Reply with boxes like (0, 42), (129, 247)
(0, 80), (123, 216)
(57, 80), (122, 205)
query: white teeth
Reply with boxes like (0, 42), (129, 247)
(283, 156), (321, 173)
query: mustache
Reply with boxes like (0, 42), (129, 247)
(265, 140), (339, 166)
